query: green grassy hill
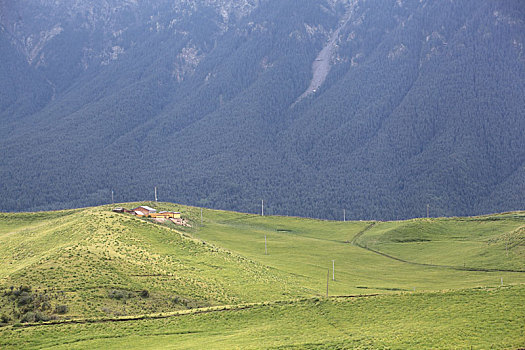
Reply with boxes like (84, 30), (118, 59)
(354, 214), (525, 272)
(0, 203), (306, 322)
(0, 203), (524, 348)
(196, 208), (525, 294)
(2, 286), (524, 349)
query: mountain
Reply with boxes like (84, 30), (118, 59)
(0, 0), (524, 219)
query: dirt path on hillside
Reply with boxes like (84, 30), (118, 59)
(15, 294), (381, 328)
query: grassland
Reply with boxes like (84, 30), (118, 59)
(0, 203), (524, 348)
(0, 204), (306, 322)
(195, 209), (525, 294)
(0, 286), (523, 349)
(355, 214), (525, 271)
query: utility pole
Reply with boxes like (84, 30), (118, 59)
(332, 260), (335, 281)
(265, 235), (267, 255)
(426, 204), (429, 218)
(155, 187), (158, 202)
(343, 209), (346, 222)
(111, 190), (114, 204)
(201, 208), (203, 225)
(326, 269), (329, 297)
(261, 200), (264, 216)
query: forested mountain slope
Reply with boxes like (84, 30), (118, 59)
(0, 0), (523, 219)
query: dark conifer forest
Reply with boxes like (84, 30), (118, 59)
(0, 0), (524, 219)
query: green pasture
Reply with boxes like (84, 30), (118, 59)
(0, 205), (305, 321)
(355, 215), (525, 271)
(0, 203), (524, 348)
(0, 286), (522, 349)
(194, 208), (525, 295)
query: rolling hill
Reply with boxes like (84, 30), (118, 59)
(0, 203), (524, 348)
(0, 204), (305, 321)
(1, 0), (524, 219)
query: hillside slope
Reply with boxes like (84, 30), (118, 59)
(0, 204), (304, 322)
(1, 287), (524, 349)
(1, 203), (524, 326)
(0, 0), (524, 219)
(0, 204), (524, 348)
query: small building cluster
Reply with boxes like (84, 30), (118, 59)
(113, 205), (188, 226)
